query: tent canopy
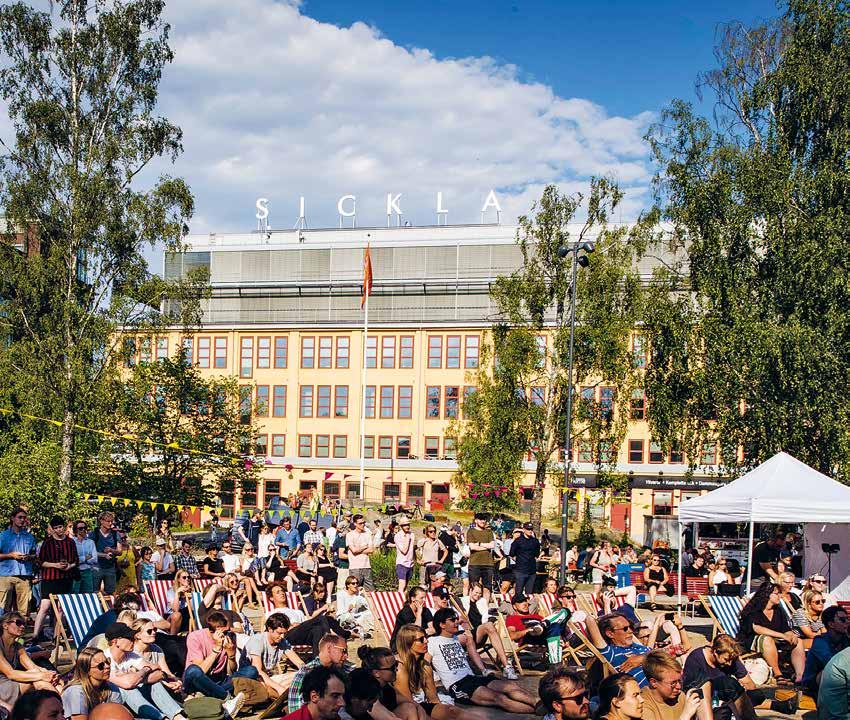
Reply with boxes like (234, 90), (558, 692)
(678, 451), (850, 524)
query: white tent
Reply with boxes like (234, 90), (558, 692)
(677, 452), (850, 594)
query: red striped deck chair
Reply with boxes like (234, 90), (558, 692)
(684, 577), (709, 616)
(260, 590), (307, 614)
(145, 580), (172, 617)
(536, 592), (557, 615)
(193, 578), (221, 593)
(585, 591), (628, 616)
(366, 591), (406, 645)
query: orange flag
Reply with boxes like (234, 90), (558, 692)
(362, 243), (373, 308)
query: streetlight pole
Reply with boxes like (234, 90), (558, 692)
(558, 240), (593, 584)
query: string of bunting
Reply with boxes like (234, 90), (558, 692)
(78, 492), (212, 514)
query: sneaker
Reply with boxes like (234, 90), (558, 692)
(528, 624), (545, 637)
(503, 664), (519, 680)
(222, 692), (246, 719)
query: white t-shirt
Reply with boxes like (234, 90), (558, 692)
(266, 606), (305, 624)
(151, 550), (174, 575)
(427, 635), (472, 688)
(336, 590), (369, 616)
(258, 534), (275, 559)
(108, 650), (145, 677)
(221, 552), (241, 574)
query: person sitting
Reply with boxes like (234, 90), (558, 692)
(818, 645), (850, 720)
(595, 673), (645, 720)
(104, 622), (186, 720)
(10, 689), (64, 720)
(286, 634), (352, 714)
(295, 545), (320, 591)
(275, 517), (302, 560)
(682, 556), (708, 578)
(458, 583), (518, 678)
(633, 613), (692, 659)
(640, 651), (701, 720)
(538, 666), (590, 720)
(315, 545), (338, 597)
(181, 611), (252, 718)
(238, 544), (262, 606)
(707, 558), (739, 595)
(303, 582), (333, 619)
(335, 576), (374, 638)
(61, 647), (122, 720)
(199, 545), (225, 580)
(267, 582), (350, 652)
(394, 624), (481, 720)
(389, 586), (433, 650)
(585, 612), (654, 687)
(218, 541), (241, 575)
(643, 555), (671, 611)
(243, 615), (303, 704)
(282, 665), (347, 720)
(151, 538), (175, 581)
(174, 541), (200, 580)
(804, 574), (837, 608)
(358, 646), (423, 720)
(777, 571), (802, 611)
(197, 574), (245, 633)
(803, 605), (850, 693)
(339, 667), (381, 720)
(593, 577), (640, 623)
(793, 590), (827, 642)
(504, 593), (570, 664)
(164, 571), (192, 635)
(427, 608), (536, 713)
(0, 612), (62, 713)
(130, 619), (182, 696)
(737, 582), (805, 684)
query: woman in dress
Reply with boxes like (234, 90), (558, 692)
(315, 544), (338, 597)
(61, 647), (122, 720)
(642, 554), (670, 610)
(0, 613), (61, 712)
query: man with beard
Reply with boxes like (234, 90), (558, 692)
(538, 667), (591, 720)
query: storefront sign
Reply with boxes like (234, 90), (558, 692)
(630, 475), (726, 491)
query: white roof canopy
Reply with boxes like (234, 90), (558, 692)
(677, 451), (850, 524)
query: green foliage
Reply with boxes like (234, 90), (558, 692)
(575, 499), (597, 548)
(102, 347), (262, 508)
(644, 1), (850, 479)
(0, 0), (200, 486)
(370, 548), (400, 591)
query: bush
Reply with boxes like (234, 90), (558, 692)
(575, 498), (596, 548)
(370, 548), (398, 590)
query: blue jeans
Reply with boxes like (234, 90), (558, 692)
(183, 663), (259, 700)
(514, 572), (536, 597)
(119, 682), (183, 720)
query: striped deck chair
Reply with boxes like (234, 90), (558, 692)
(145, 579), (173, 617)
(700, 595), (745, 639)
(193, 578), (220, 593)
(564, 614), (619, 676)
(50, 592), (109, 660)
(584, 591), (629, 616)
(536, 592), (557, 615)
(188, 590), (243, 631)
(685, 578), (710, 616)
(366, 591), (407, 645)
(260, 590), (307, 615)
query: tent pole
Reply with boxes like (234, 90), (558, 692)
(677, 521), (683, 615)
(746, 520), (755, 595)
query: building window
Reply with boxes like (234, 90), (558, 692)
(653, 491), (674, 516)
(139, 337), (152, 364)
(462, 386), (476, 418)
(334, 386), (349, 417)
(363, 436), (375, 459)
(264, 479), (281, 507)
(379, 386), (394, 419)
(239, 337), (253, 378)
(670, 442), (684, 464)
(257, 337), (271, 369)
(445, 386), (459, 418)
(426, 386), (441, 418)
(600, 440), (616, 464)
(427, 336), (442, 368)
(324, 481), (340, 498)
(255, 386), (269, 416)
(272, 386), (287, 417)
(531, 387), (545, 406)
(365, 386), (376, 419)
(181, 337), (193, 365)
(317, 385), (332, 418)
(346, 483), (360, 499)
(400, 336), (414, 368)
(197, 337), (210, 368)
(630, 389), (646, 420)
(299, 386), (314, 417)
(700, 442), (717, 466)
(383, 483), (401, 502)
(214, 337), (227, 369)
(599, 387), (615, 420)
(578, 443), (594, 463)
(424, 437), (439, 459)
(316, 435), (330, 458)
(443, 437), (457, 459)
(333, 435), (347, 458)
(365, 337), (377, 369)
(397, 436), (411, 458)
(318, 337), (333, 368)
(580, 386), (595, 418)
(298, 434), (312, 457)
(254, 435), (268, 456)
(446, 336), (461, 368)
(535, 335), (546, 368)
(336, 337), (350, 368)
(271, 435), (286, 456)
(274, 336), (288, 368)
(633, 335), (647, 369)
(408, 484), (425, 502)
(628, 439), (644, 463)
(649, 441), (665, 463)
(239, 386), (252, 425)
(381, 336), (395, 368)
(156, 337), (168, 361)
(398, 386), (412, 419)
(379, 436), (393, 459)
(464, 335), (480, 368)
(124, 338), (138, 368)
(301, 337), (315, 368)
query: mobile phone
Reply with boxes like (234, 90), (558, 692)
(690, 688), (704, 700)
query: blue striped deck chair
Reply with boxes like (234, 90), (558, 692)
(50, 592), (109, 660)
(700, 595), (745, 638)
(189, 590), (248, 632)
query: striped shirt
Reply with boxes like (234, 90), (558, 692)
(38, 536), (79, 581)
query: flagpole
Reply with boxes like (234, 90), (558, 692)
(359, 292), (369, 499)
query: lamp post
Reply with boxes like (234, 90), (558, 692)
(558, 240), (594, 584)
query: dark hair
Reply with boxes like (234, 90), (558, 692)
(357, 645), (395, 672)
(345, 668), (381, 702)
(432, 607), (457, 633)
(181, 539), (192, 547)
(352, 514), (365, 523)
(405, 585), (426, 602)
(207, 544), (219, 552)
(823, 605), (847, 626)
(9, 507), (26, 521)
(49, 514), (65, 527)
(598, 612), (629, 642)
(301, 665), (347, 703)
(265, 614), (288, 631)
(596, 673), (636, 718)
(205, 611), (229, 630)
(141, 545), (153, 557)
(114, 592), (144, 613)
(539, 667), (586, 712)
(10, 689), (61, 720)
(740, 582), (779, 623)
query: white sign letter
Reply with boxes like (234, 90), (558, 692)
(481, 190), (502, 214)
(337, 195), (356, 217)
(386, 193), (402, 216)
(436, 191), (447, 214)
(255, 198), (269, 221)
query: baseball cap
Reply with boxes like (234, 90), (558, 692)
(433, 571), (447, 579)
(432, 586), (451, 599)
(155, 538), (166, 546)
(105, 622), (136, 642)
(399, 518), (410, 526)
(522, 522), (534, 530)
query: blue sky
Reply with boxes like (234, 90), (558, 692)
(121, 0), (783, 237)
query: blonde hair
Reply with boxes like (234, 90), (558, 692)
(69, 647), (112, 707)
(395, 624), (426, 694)
(643, 650), (682, 681)
(802, 590), (824, 622)
(116, 609), (137, 625)
(711, 634), (742, 659)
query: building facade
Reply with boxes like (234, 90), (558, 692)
(147, 222), (722, 545)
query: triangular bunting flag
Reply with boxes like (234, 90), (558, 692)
(325, 472), (334, 481)
(343, 474), (351, 479)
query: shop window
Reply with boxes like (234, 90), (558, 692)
(653, 491), (674, 516)
(324, 481), (340, 498)
(407, 484), (425, 502)
(346, 483), (360, 499)
(383, 483), (401, 502)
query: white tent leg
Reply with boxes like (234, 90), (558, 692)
(746, 520), (755, 595)
(677, 521), (683, 615)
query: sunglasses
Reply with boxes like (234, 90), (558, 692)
(93, 661), (110, 671)
(559, 691), (588, 704)
(413, 636), (426, 643)
(381, 662), (399, 671)
(560, 594), (576, 599)
(6, 619), (25, 628)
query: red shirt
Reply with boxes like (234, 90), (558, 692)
(281, 704), (313, 720)
(505, 612), (545, 645)
(38, 536), (79, 581)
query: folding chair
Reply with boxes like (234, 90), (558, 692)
(700, 595), (745, 639)
(365, 591), (407, 646)
(536, 592), (557, 615)
(193, 578), (220, 593)
(684, 578), (709, 616)
(144, 579), (172, 617)
(50, 592), (109, 661)
(260, 590), (307, 615)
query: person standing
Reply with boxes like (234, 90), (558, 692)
(32, 515), (79, 642)
(510, 522), (541, 597)
(71, 520), (97, 594)
(417, 525), (447, 588)
(465, 513), (495, 600)
(346, 515), (374, 591)
(89, 512), (121, 594)
(394, 520), (416, 592)
(151, 538), (175, 581)
(0, 507), (37, 618)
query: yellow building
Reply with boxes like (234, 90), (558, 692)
(145, 222), (722, 546)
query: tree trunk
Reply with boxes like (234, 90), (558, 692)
(59, 408), (75, 487)
(529, 461), (547, 533)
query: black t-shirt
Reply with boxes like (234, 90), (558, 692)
(751, 541), (780, 580)
(683, 565), (708, 578)
(683, 647), (747, 690)
(439, 531), (459, 556)
(201, 557), (224, 576)
(738, 605), (790, 648)
(510, 535), (541, 574)
(389, 604), (433, 650)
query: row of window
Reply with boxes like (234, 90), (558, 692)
(251, 433), (457, 460)
(573, 440), (718, 466)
